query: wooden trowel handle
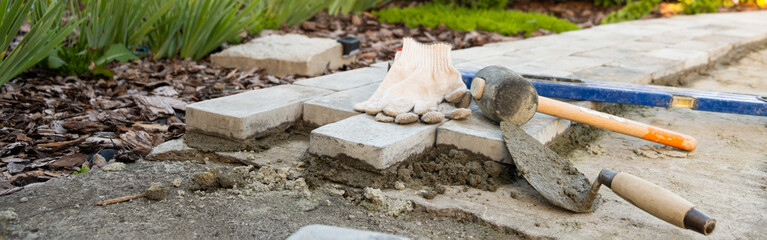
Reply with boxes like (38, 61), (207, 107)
(598, 169), (716, 235)
(537, 96), (697, 151)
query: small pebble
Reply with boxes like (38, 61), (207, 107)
(145, 182), (169, 201)
(19, 197), (28, 203)
(101, 162), (126, 172)
(394, 181), (405, 190)
(172, 178), (183, 187)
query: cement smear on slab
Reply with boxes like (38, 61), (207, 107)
(184, 121), (317, 152)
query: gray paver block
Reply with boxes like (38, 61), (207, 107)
(453, 55), (535, 71)
(451, 46), (514, 64)
(524, 55), (611, 73)
(287, 224), (409, 240)
(669, 40), (732, 61)
(506, 45), (584, 60)
(293, 67), (385, 91)
(570, 66), (651, 84)
(692, 34), (742, 48)
(572, 47), (642, 59)
(604, 55), (684, 81)
(719, 28), (767, 46)
(211, 34), (344, 76)
(643, 48), (709, 69)
(437, 108), (572, 164)
(512, 64), (574, 77)
(186, 85), (332, 140)
(309, 114), (439, 170)
(637, 29), (713, 44)
(303, 83), (379, 126)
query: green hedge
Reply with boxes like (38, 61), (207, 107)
(374, 3), (580, 36)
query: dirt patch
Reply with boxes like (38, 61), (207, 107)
(184, 121), (317, 152)
(306, 145), (517, 193)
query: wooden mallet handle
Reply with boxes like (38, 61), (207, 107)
(537, 96), (697, 151)
(598, 169), (715, 235)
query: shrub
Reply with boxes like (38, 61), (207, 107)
(327, 0), (390, 15)
(0, 0), (79, 86)
(593, 0), (627, 7)
(374, 3), (580, 36)
(600, 0), (660, 24)
(75, 0), (175, 50)
(681, 0), (721, 14)
(433, 0), (509, 9)
(149, 0), (262, 60)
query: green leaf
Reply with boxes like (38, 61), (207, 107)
(91, 66), (115, 78)
(46, 52), (66, 69)
(95, 44), (139, 66)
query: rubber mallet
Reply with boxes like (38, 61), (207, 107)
(471, 65), (697, 151)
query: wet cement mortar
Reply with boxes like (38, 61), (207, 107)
(184, 121), (319, 152)
(306, 145), (517, 193)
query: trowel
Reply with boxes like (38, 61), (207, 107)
(501, 122), (715, 235)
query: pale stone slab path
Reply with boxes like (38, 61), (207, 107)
(185, 11), (767, 171)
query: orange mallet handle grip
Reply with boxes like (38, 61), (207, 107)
(537, 96), (697, 151)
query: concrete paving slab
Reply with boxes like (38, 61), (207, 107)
(512, 64), (574, 77)
(572, 47), (643, 59)
(692, 34), (742, 48)
(507, 45), (585, 60)
(211, 34), (345, 76)
(293, 67), (385, 92)
(303, 83), (379, 126)
(287, 224), (409, 240)
(638, 29), (713, 44)
(604, 55), (684, 81)
(524, 55), (611, 73)
(309, 114), (440, 170)
(643, 48), (709, 69)
(453, 55), (535, 71)
(436, 109), (571, 164)
(186, 85), (332, 140)
(669, 40), (732, 62)
(570, 66), (652, 84)
(451, 46), (515, 64)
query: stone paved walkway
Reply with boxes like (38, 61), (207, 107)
(184, 11), (767, 170)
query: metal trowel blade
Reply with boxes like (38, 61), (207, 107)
(500, 121), (598, 213)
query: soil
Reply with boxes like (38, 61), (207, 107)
(306, 145), (517, 192)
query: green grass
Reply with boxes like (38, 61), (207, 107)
(1, 0), (79, 86)
(373, 4), (580, 36)
(600, 0), (660, 24)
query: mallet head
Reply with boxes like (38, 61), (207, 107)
(471, 66), (538, 126)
